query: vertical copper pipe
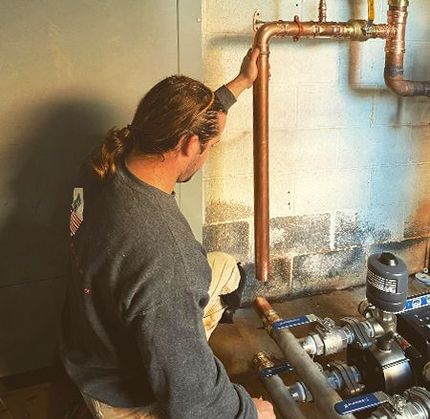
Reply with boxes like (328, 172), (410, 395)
(384, 0), (430, 96)
(253, 53), (270, 282)
(252, 19), (392, 282)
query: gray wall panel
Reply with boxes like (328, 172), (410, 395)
(0, 0), (199, 376)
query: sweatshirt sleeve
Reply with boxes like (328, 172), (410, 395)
(128, 278), (257, 419)
(214, 85), (237, 112)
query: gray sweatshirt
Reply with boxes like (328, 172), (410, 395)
(60, 160), (257, 419)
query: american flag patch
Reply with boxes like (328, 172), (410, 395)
(70, 187), (84, 236)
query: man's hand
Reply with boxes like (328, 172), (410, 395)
(252, 397), (276, 419)
(225, 47), (260, 99)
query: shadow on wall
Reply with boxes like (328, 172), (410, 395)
(0, 97), (114, 375)
(0, 98), (113, 286)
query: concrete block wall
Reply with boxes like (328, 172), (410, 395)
(201, 0), (430, 299)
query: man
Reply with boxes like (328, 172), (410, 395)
(61, 48), (275, 418)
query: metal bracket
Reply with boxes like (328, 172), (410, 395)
(253, 10), (264, 32)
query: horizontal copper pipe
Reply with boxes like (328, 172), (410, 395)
(252, 19), (388, 282)
(385, 1), (430, 96)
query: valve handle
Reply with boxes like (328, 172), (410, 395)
(335, 392), (385, 415)
(272, 314), (318, 331)
(259, 361), (294, 378)
(368, 0), (375, 22)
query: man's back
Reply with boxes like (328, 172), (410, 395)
(60, 160), (256, 418)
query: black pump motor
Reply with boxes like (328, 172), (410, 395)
(347, 252), (414, 395)
(366, 252), (409, 313)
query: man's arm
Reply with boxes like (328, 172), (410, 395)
(225, 47), (260, 99)
(214, 47), (260, 113)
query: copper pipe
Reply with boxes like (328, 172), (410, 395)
(319, 0), (327, 23)
(254, 297), (354, 419)
(384, 0), (430, 96)
(252, 19), (388, 282)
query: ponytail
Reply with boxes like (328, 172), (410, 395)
(91, 126), (133, 179)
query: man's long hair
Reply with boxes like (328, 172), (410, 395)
(91, 75), (225, 179)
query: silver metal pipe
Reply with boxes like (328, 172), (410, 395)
(254, 297), (355, 419)
(273, 330), (355, 418)
(262, 375), (306, 419)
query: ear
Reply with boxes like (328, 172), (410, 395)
(179, 134), (200, 157)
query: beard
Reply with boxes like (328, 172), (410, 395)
(177, 155), (202, 183)
(177, 175), (193, 183)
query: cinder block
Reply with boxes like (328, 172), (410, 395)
(237, 258), (292, 304)
(291, 247), (366, 295)
(404, 200), (430, 239)
(202, 36), (255, 88)
(409, 125), (430, 163)
(205, 130), (253, 179)
(412, 164), (430, 206)
(374, 92), (430, 127)
(269, 171), (295, 218)
(406, 3), (430, 42)
(404, 42), (430, 81)
(297, 84), (373, 129)
(334, 206), (405, 249)
(370, 164), (423, 205)
(270, 128), (338, 173)
(268, 83), (297, 130)
(223, 89), (255, 132)
(205, 58), (267, 129)
(346, 41), (387, 88)
(337, 126), (411, 169)
(270, 41), (340, 85)
(203, 221), (250, 261)
(256, 1), (299, 22)
(270, 213), (331, 255)
(204, 0), (256, 35)
(259, 257), (293, 301)
(369, 238), (429, 274)
(294, 168), (370, 214)
(203, 176), (253, 223)
(205, 199), (252, 225)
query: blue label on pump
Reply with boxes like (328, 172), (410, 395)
(335, 393), (383, 415)
(403, 294), (430, 312)
(271, 314), (317, 331)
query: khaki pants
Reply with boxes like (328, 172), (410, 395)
(83, 252), (241, 419)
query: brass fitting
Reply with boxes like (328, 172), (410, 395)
(253, 351), (275, 373)
(388, 0), (409, 7)
(347, 20), (389, 41)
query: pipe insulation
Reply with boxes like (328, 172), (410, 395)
(254, 297), (355, 419)
(261, 374), (306, 419)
